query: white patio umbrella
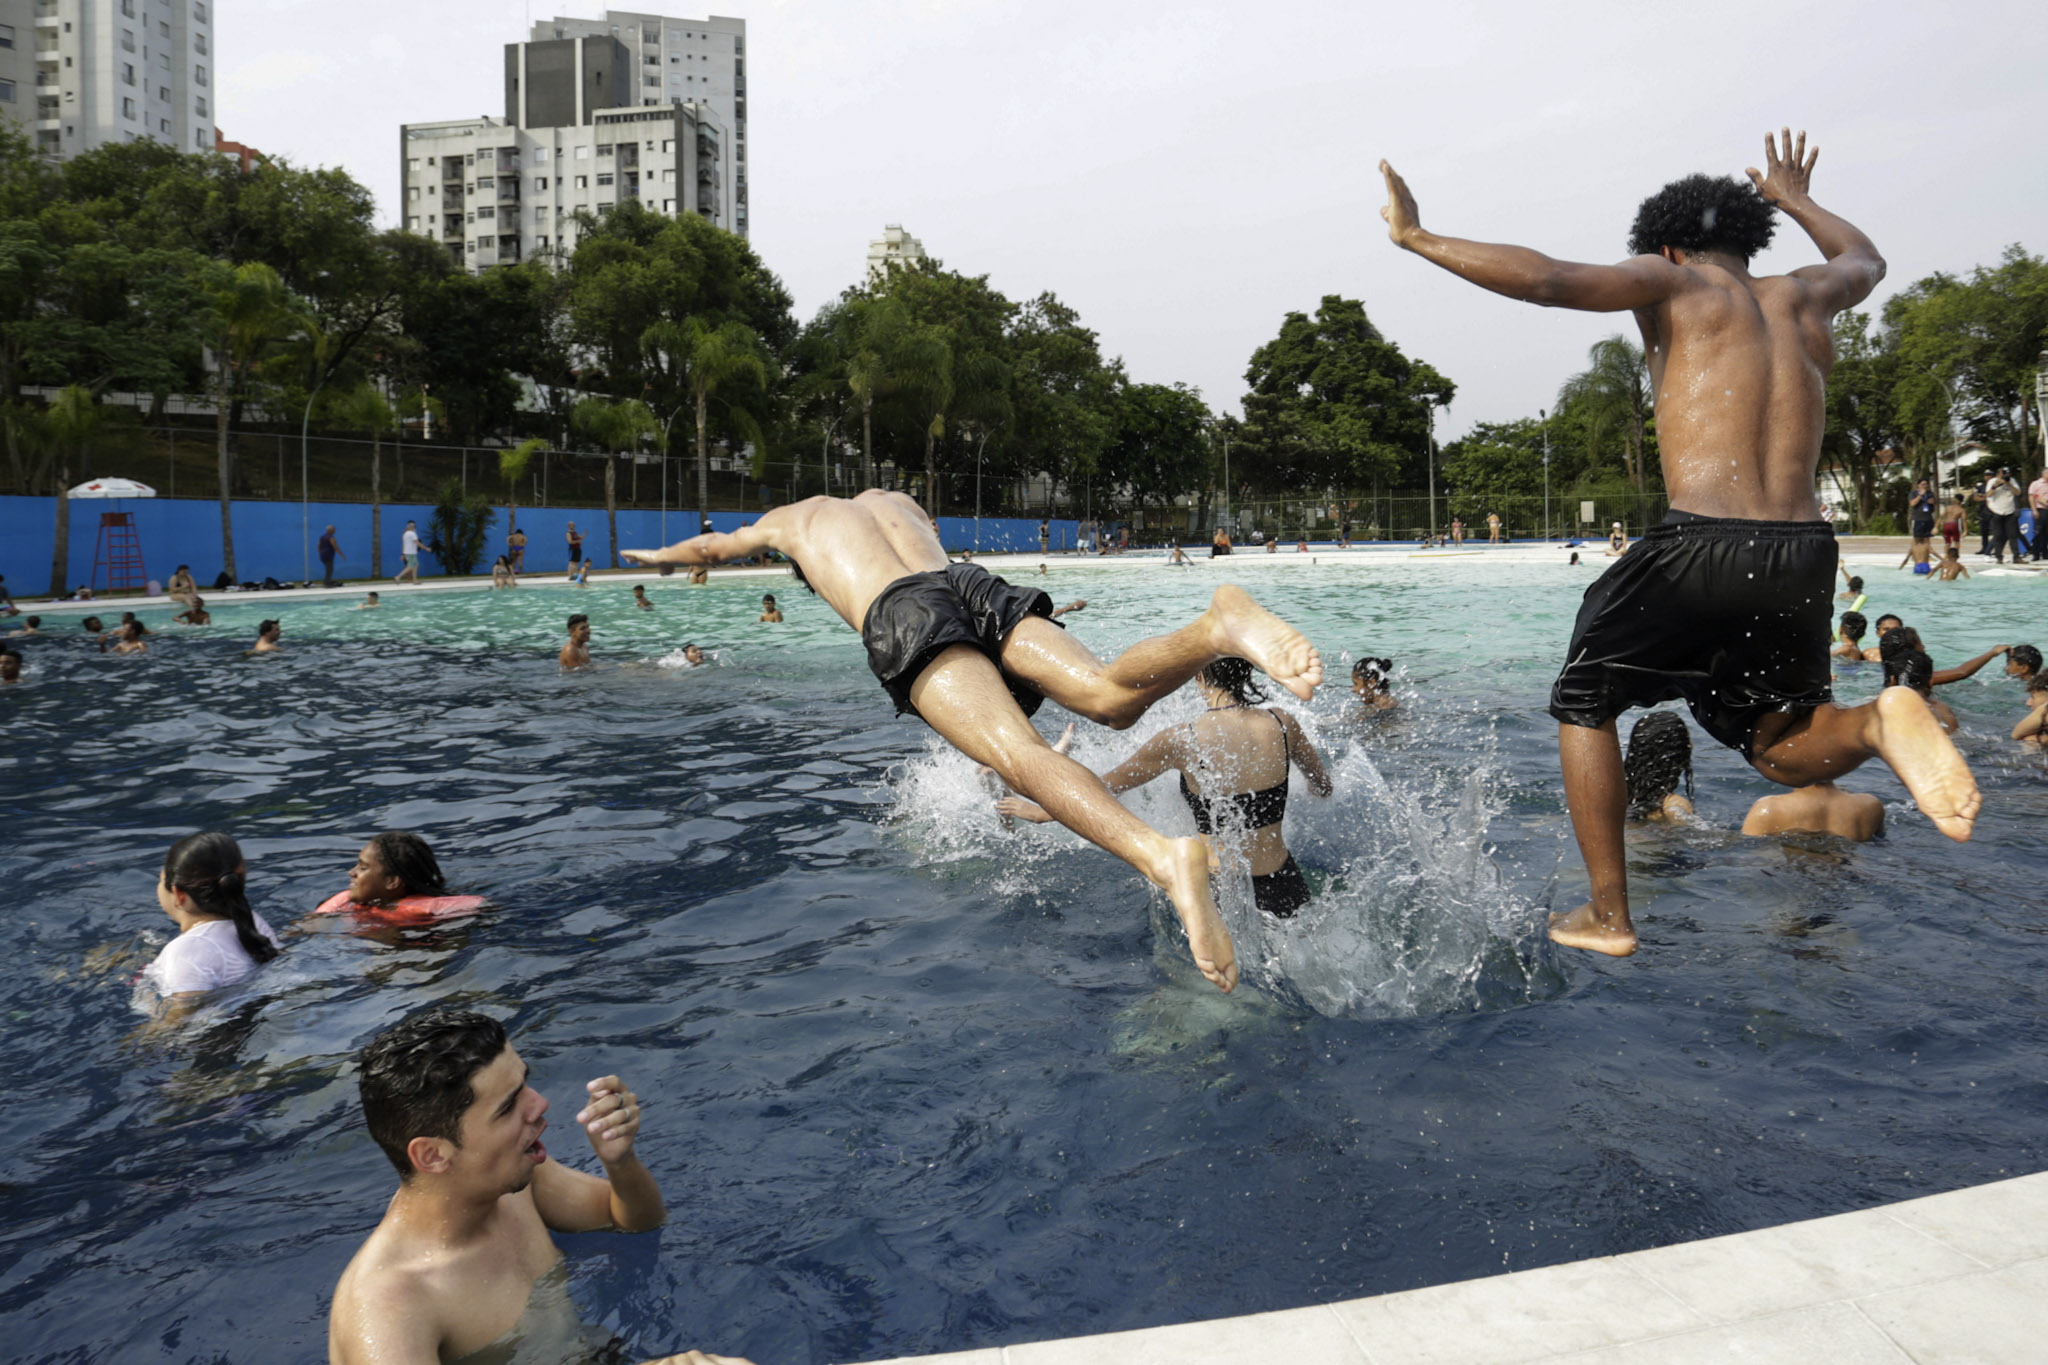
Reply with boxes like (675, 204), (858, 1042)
(68, 477), (158, 499)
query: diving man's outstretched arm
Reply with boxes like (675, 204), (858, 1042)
(623, 520), (777, 567)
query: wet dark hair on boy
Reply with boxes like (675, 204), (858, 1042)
(1838, 611), (1867, 641)
(81, 616), (104, 633)
(1623, 711), (1694, 820)
(1847, 576), (1864, 592)
(566, 613), (588, 631)
(366, 830), (447, 897)
(1200, 656), (1268, 706)
(1351, 656), (1393, 687)
(257, 619), (279, 637)
(357, 1008), (509, 1179)
(1627, 174), (1778, 261)
(162, 831), (280, 967)
(2010, 644), (2041, 674)
(1884, 649), (1934, 693)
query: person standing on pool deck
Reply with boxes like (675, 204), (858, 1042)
(566, 521), (585, 575)
(330, 1008), (749, 1365)
(319, 525), (345, 587)
(507, 525), (528, 573)
(396, 522), (422, 585)
(1380, 128), (1979, 957)
(624, 490), (1326, 993)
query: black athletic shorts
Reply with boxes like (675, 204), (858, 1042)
(1548, 509), (1835, 757)
(1249, 856), (1313, 918)
(862, 563), (1059, 720)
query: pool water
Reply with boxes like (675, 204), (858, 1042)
(4, 560), (2047, 1364)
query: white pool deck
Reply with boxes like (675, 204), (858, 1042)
(851, 1168), (2048, 1365)
(12, 535), (2035, 618)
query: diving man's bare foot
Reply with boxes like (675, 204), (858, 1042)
(1870, 687), (1980, 841)
(1205, 584), (1324, 700)
(1159, 836), (1238, 992)
(1547, 902), (1638, 957)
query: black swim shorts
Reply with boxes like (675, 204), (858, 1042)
(1249, 856), (1313, 918)
(1548, 509), (1835, 757)
(862, 562), (1059, 719)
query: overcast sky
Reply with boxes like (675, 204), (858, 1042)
(224, 0), (2047, 436)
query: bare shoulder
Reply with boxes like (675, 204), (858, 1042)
(330, 1239), (443, 1364)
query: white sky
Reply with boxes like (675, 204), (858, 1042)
(225, 0), (2048, 437)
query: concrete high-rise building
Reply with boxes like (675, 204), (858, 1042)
(399, 9), (746, 274)
(866, 224), (927, 279)
(0, 0), (216, 159)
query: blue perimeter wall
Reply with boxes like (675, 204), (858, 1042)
(0, 496), (1082, 592)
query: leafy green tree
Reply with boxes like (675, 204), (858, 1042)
(1239, 296), (1453, 494)
(1886, 247), (2048, 466)
(1553, 335), (1653, 496)
(1100, 381), (1211, 512)
(572, 396), (662, 567)
(1007, 292), (1117, 513)
(428, 479), (496, 576)
(1820, 312), (1906, 525)
(642, 318), (769, 513)
(499, 437), (548, 532)
(41, 385), (103, 595)
(332, 382), (398, 575)
(199, 262), (311, 579)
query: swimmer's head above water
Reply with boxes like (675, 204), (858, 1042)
(1623, 711), (1694, 820)
(566, 613), (589, 643)
(0, 648), (20, 682)
(1839, 610), (1867, 643)
(356, 1007), (514, 1180)
(351, 830), (449, 905)
(161, 830), (280, 968)
(1351, 656), (1393, 697)
(2006, 645), (2041, 679)
(1199, 656), (1267, 706)
(681, 642), (706, 667)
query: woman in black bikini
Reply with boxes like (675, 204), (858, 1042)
(998, 657), (1333, 917)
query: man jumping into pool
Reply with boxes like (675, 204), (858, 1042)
(625, 490), (1326, 992)
(1381, 128), (1978, 957)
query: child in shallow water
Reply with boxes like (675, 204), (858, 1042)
(140, 832), (281, 1019)
(1623, 711), (1694, 822)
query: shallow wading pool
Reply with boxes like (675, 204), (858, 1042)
(2, 557), (2046, 1364)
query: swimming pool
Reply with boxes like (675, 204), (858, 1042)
(3, 559), (2046, 1364)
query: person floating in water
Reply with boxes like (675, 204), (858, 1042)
(2013, 674), (2048, 747)
(2006, 645), (2041, 688)
(141, 831), (281, 1023)
(329, 1008), (744, 1365)
(1832, 611), (1867, 663)
(1351, 656), (1397, 718)
(5, 614), (38, 637)
(625, 491), (1326, 992)
(0, 647), (21, 684)
(316, 831), (487, 923)
(1935, 546), (1969, 581)
(358, 591), (381, 610)
(633, 584), (655, 611)
(997, 658), (1334, 920)
(172, 598), (211, 626)
(249, 619), (281, 654)
(758, 593), (782, 623)
(1381, 128), (1978, 957)
(678, 642), (707, 668)
(560, 614), (591, 669)
(109, 620), (149, 655)
(1622, 712), (1695, 823)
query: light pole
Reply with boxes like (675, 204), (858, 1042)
(1540, 406), (1551, 543)
(971, 422), (1001, 552)
(300, 375), (326, 584)
(1426, 403), (1437, 538)
(1222, 429), (1231, 534)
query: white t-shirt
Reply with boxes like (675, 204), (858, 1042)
(401, 528), (422, 556)
(1987, 482), (2018, 516)
(143, 915), (279, 997)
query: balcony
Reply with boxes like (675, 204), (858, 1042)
(497, 182), (521, 203)
(696, 162), (715, 184)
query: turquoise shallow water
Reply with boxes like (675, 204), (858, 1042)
(2, 557), (2046, 1364)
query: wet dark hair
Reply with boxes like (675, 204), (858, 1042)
(1623, 712), (1693, 819)
(1884, 649), (1934, 693)
(2010, 645), (2041, 674)
(23, 616), (38, 627)
(81, 616), (103, 633)
(257, 619), (279, 638)
(0, 648), (21, 674)
(1838, 611), (1867, 642)
(566, 613), (588, 631)
(1199, 656), (1268, 705)
(162, 831), (279, 966)
(762, 593), (776, 605)
(357, 1008), (509, 1179)
(1351, 656), (1393, 690)
(1873, 614), (1903, 635)
(1847, 576), (1864, 592)
(366, 831), (447, 897)
(1627, 174), (1777, 261)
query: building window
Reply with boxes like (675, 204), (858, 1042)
(159, 85), (169, 101)
(645, 77), (657, 88)
(475, 207), (495, 220)
(596, 173), (613, 186)
(476, 176), (494, 189)
(194, 65), (207, 87)
(537, 236), (549, 249)
(121, 63), (136, 86)
(159, 21), (168, 37)
(122, 29), (135, 52)
(0, 23), (13, 49)
(121, 0), (135, 15)
(195, 33), (208, 55)
(574, 175), (587, 188)
(407, 157), (419, 170)
(195, 128), (206, 148)
(597, 202), (613, 215)
(533, 146), (548, 163)
(407, 187), (419, 201)
(535, 176), (548, 190)
(195, 96), (207, 117)
(535, 206), (547, 222)
(0, 79), (13, 103)
(408, 216), (420, 229)
(573, 145), (588, 159)
(596, 144), (613, 157)
(195, 2), (208, 22)
(122, 97), (136, 119)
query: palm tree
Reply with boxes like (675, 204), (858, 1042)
(572, 397), (662, 569)
(642, 318), (770, 515)
(894, 326), (953, 515)
(1556, 335), (1653, 496)
(332, 383), (397, 576)
(499, 437), (548, 535)
(201, 262), (306, 580)
(839, 296), (906, 491)
(42, 386), (102, 597)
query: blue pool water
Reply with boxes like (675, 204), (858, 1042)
(3, 558), (2047, 1364)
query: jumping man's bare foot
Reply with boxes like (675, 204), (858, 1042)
(1158, 837), (1238, 992)
(1547, 902), (1638, 957)
(1205, 585), (1324, 700)
(1868, 687), (1980, 841)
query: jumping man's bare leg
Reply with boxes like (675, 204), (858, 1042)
(1553, 720), (1637, 956)
(909, 646), (1238, 992)
(1748, 689), (1978, 840)
(1001, 584), (1323, 729)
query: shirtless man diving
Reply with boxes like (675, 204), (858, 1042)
(329, 1008), (747, 1365)
(1381, 128), (1978, 957)
(625, 491), (1325, 992)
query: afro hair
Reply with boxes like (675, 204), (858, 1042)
(1627, 174), (1777, 261)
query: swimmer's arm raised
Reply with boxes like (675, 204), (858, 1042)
(532, 1076), (665, 1234)
(994, 728), (1176, 825)
(1379, 160), (1682, 312)
(1931, 646), (2009, 687)
(1748, 128), (1884, 311)
(624, 520), (775, 568)
(1276, 711), (1334, 798)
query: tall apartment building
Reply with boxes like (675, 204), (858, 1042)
(0, 0), (215, 158)
(399, 10), (745, 274)
(867, 224), (927, 279)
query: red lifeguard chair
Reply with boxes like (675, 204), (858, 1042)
(90, 511), (150, 593)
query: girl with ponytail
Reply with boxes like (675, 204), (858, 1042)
(143, 832), (281, 1013)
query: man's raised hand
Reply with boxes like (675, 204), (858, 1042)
(1746, 127), (1818, 207)
(1379, 160), (1422, 247)
(576, 1076), (643, 1166)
